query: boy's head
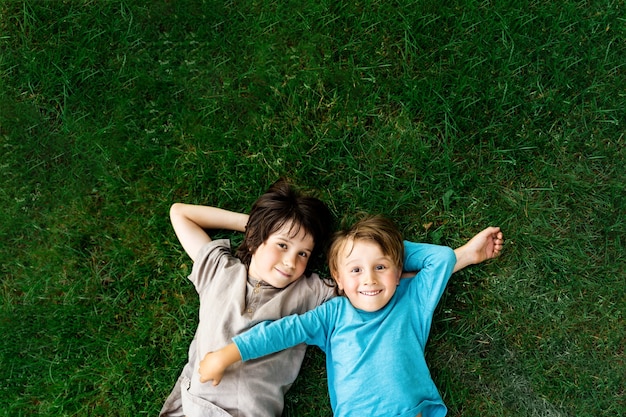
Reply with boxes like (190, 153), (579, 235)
(236, 179), (334, 280)
(328, 216), (404, 312)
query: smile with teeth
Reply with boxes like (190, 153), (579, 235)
(359, 290), (382, 296)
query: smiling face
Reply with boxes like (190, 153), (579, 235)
(333, 238), (402, 312)
(248, 221), (315, 288)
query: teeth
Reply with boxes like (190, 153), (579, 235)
(360, 290), (381, 296)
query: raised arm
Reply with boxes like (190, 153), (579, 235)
(170, 203), (249, 261)
(401, 226), (504, 278)
(453, 226), (504, 273)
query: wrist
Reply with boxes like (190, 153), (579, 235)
(220, 343), (242, 368)
(453, 243), (476, 273)
(237, 213), (249, 233)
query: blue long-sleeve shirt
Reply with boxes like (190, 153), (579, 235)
(234, 242), (456, 417)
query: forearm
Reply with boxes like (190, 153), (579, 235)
(170, 203), (249, 260)
(403, 227), (503, 277)
(171, 203), (248, 232)
(235, 311), (327, 361)
(216, 343), (242, 368)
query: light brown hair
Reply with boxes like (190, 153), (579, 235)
(328, 215), (404, 282)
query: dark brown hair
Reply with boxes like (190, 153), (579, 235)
(235, 179), (334, 276)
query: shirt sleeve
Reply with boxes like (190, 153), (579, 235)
(403, 240), (456, 273)
(234, 302), (334, 361)
(190, 239), (235, 292)
(405, 243), (456, 341)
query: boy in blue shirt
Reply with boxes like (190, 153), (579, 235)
(198, 216), (504, 417)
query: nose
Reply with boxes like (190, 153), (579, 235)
(283, 252), (296, 269)
(363, 270), (377, 285)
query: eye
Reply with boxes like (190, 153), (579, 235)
(350, 267), (361, 273)
(298, 251), (309, 258)
(277, 243), (287, 250)
(375, 265), (387, 271)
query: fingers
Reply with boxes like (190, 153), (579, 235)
(492, 229), (504, 257)
(199, 373), (222, 385)
(478, 227), (504, 259)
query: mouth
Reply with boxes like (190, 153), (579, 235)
(359, 290), (382, 296)
(275, 268), (292, 278)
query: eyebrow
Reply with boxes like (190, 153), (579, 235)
(275, 235), (313, 252)
(344, 254), (391, 265)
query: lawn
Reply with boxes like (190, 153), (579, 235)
(1, 0), (624, 416)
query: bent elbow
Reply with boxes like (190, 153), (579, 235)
(438, 246), (456, 268)
(170, 202), (184, 219)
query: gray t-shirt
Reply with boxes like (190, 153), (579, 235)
(160, 239), (335, 417)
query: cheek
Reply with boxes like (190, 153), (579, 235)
(336, 276), (351, 291)
(296, 257), (309, 271)
(251, 249), (270, 267)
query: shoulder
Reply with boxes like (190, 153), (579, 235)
(192, 238), (245, 269)
(289, 272), (337, 304)
(191, 239), (246, 289)
(196, 238), (231, 257)
(304, 296), (349, 326)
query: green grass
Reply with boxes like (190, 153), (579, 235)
(1, 0), (624, 416)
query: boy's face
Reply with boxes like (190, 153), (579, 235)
(333, 238), (401, 312)
(249, 221), (314, 288)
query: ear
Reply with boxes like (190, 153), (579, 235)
(331, 270), (344, 291)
